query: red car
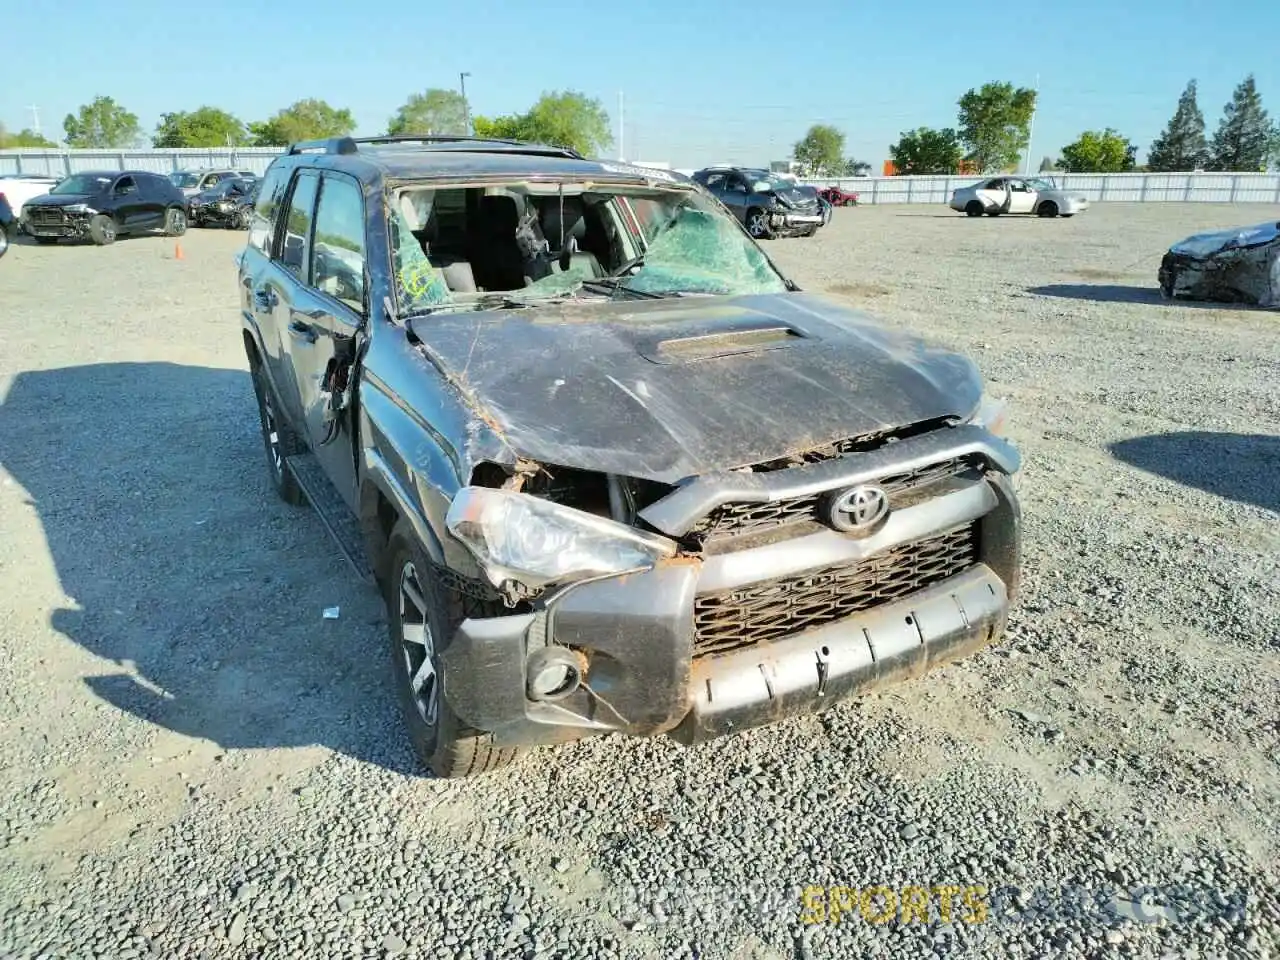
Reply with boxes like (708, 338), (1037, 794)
(819, 186), (859, 206)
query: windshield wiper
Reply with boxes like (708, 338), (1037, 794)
(579, 276), (663, 299)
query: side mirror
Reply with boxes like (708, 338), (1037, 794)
(283, 234), (305, 270)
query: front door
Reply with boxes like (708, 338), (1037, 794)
(1006, 179), (1037, 214)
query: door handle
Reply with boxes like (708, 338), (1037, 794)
(288, 320), (317, 344)
(253, 287), (277, 312)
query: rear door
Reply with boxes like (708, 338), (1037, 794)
(280, 169), (367, 506)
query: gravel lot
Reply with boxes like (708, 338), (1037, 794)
(1, 202), (1277, 960)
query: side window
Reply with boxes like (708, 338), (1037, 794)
(204, 173), (222, 188)
(725, 176), (747, 194)
(984, 179), (1005, 190)
(114, 175), (137, 196)
(279, 171), (320, 283)
(249, 165), (291, 254)
(703, 173), (727, 191)
(312, 174), (366, 311)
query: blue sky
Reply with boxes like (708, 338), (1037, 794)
(4, 0), (1278, 170)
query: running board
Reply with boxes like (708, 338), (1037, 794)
(285, 453), (375, 585)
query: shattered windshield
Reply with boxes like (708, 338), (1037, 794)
(388, 182), (788, 318)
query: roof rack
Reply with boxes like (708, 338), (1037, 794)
(285, 134), (584, 160)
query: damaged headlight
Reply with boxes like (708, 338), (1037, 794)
(62, 203), (95, 214)
(446, 487), (678, 590)
(969, 395), (1010, 438)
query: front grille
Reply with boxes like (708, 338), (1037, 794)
(691, 456), (980, 543)
(27, 207), (65, 225)
(692, 524), (978, 658)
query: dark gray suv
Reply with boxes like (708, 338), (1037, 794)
(692, 166), (827, 239)
(237, 135), (1022, 778)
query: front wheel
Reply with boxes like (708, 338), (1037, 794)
(386, 519), (523, 778)
(164, 206), (187, 237)
(1037, 201), (1059, 218)
(88, 214), (117, 245)
(745, 208), (772, 239)
(0, 223), (8, 259)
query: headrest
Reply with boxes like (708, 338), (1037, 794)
(477, 194), (520, 233)
(540, 196), (586, 251)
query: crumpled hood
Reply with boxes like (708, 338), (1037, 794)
(410, 292), (983, 484)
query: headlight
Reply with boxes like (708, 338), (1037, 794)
(969, 395), (1010, 437)
(446, 487), (678, 589)
(63, 203), (94, 214)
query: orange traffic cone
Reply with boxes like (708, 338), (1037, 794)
(174, 242), (184, 260)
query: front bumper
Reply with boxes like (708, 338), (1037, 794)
(1063, 198), (1090, 214)
(771, 208), (825, 234)
(22, 212), (92, 238)
(441, 429), (1022, 748)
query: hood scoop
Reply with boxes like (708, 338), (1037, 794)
(636, 311), (811, 365)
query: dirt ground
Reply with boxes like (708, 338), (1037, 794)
(0, 202), (1277, 959)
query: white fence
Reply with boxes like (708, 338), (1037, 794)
(0, 148), (284, 178)
(4, 149), (1280, 204)
(798, 172), (1280, 205)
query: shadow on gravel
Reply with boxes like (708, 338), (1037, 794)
(1111, 432), (1280, 514)
(0, 361), (417, 774)
(1028, 283), (1271, 309)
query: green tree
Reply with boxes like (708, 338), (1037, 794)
(1147, 80), (1209, 172)
(957, 82), (1037, 172)
(152, 107), (249, 147)
(63, 96), (143, 148)
(792, 124), (845, 177)
(388, 89), (469, 137)
(889, 127), (963, 174)
(1058, 129), (1136, 172)
(1209, 74), (1273, 171)
(474, 91), (612, 157)
(0, 126), (57, 148)
(249, 99), (356, 146)
(844, 158), (871, 176)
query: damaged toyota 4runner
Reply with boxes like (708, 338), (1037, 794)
(236, 135), (1022, 778)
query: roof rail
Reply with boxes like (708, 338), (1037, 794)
(283, 133), (585, 161)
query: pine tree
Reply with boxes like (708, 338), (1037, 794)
(1209, 75), (1272, 172)
(1147, 80), (1208, 172)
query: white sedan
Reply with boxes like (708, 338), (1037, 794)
(949, 176), (1089, 218)
(0, 174), (60, 219)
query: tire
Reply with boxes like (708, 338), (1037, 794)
(1037, 201), (1059, 218)
(164, 206), (187, 237)
(386, 518), (523, 778)
(965, 200), (984, 217)
(745, 208), (772, 239)
(0, 223), (8, 259)
(249, 362), (305, 505)
(88, 214), (117, 245)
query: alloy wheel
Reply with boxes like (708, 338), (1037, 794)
(398, 562), (438, 727)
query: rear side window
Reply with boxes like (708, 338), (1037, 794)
(312, 173), (366, 311)
(249, 165), (291, 254)
(279, 171), (320, 283)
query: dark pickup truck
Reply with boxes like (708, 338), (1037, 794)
(236, 135), (1022, 778)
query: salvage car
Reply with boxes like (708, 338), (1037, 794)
(1159, 220), (1280, 307)
(691, 166), (827, 238)
(189, 176), (258, 228)
(949, 176), (1088, 218)
(169, 167), (258, 198)
(21, 170), (188, 245)
(819, 185), (859, 207)
(238, 134), (1022, 778)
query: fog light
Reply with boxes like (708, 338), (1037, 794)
(526, 647), (585, 702)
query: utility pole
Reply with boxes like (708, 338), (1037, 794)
(459, 72), (472, 135)
(1024, 73), (1040, 175)
(27, 104), (41, 136)
(617, 91), (625, 161)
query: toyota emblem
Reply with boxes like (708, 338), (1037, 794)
(825, 484), (890, 535)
